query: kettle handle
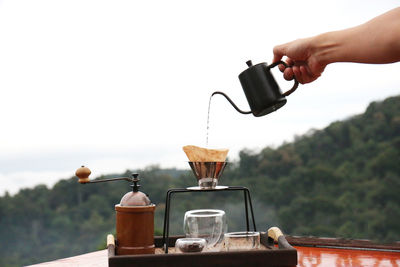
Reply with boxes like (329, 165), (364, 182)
(212, 91), (252, 114)
(268, 61), (299, 97)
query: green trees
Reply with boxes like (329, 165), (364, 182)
(0, 95), (399, 266)
(225, 96), (400, 241)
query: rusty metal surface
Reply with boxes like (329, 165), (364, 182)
(297, 246), (400, 267)
(27, 236), (400, 267)
(287, 236), (400, 251)
(27, 245), (400, 267)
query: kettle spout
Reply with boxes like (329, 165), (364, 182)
(211, 91), (252, 115)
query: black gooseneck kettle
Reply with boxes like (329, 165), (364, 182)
(213, 60), (299, 117)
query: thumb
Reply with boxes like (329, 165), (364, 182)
(272, 44), (286, 63)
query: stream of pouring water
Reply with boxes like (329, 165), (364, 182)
(206, 94), (213, 147)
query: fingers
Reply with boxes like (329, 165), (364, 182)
(300, 66), (312, 83)
(282, 65), (319, 84)
(286, 58), (294, 66)
(274, 43), (295, 73)
(291, 65), (319, 84)
(272, 45), (285, 62)
(292, 66), (301, 81)
(273, 38), (321, 84)
(275, 57), (292, 73)
(283, 68), (294, 81)
(291, 66), (309, 84)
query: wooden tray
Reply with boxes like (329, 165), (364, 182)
(107, 229), (297, 267)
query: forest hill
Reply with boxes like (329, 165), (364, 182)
(0, 95), (399, 267)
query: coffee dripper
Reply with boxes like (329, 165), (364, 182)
(213, 60), (299, 117)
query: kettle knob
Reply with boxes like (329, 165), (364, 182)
(246, 60), (253, 67)
(75, 166), (91, 183)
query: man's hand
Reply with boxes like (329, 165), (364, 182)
(273, 37), (327, 84)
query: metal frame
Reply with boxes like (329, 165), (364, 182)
(161, 186), (257, 253)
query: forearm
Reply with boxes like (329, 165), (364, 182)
(312, 7), (400, 65)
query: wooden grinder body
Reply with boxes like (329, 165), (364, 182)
(115, 204), (156, 255)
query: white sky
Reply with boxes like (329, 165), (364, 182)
(0, 0), (399, 195)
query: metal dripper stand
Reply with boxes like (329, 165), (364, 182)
(162, 162), (257, 253)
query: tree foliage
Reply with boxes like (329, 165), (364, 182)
(0, 95), (399, 266)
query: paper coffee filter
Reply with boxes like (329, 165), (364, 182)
(183, 145), (229, 162)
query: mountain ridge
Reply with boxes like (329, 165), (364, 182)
(0, 95), (399, 267)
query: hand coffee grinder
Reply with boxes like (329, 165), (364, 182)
(75, 166), (156, 255)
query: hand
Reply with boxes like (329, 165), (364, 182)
(273, 37), (327, 84)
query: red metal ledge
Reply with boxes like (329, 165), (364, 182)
(286, 236), (400, 251)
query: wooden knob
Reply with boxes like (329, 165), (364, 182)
(75, 166), (91, 183)
(268, 227), (284, 242)
(107, 234), (115, 247)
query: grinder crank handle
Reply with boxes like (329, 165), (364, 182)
(75, 165), (135, 184)
(268, 227), (295, 250)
